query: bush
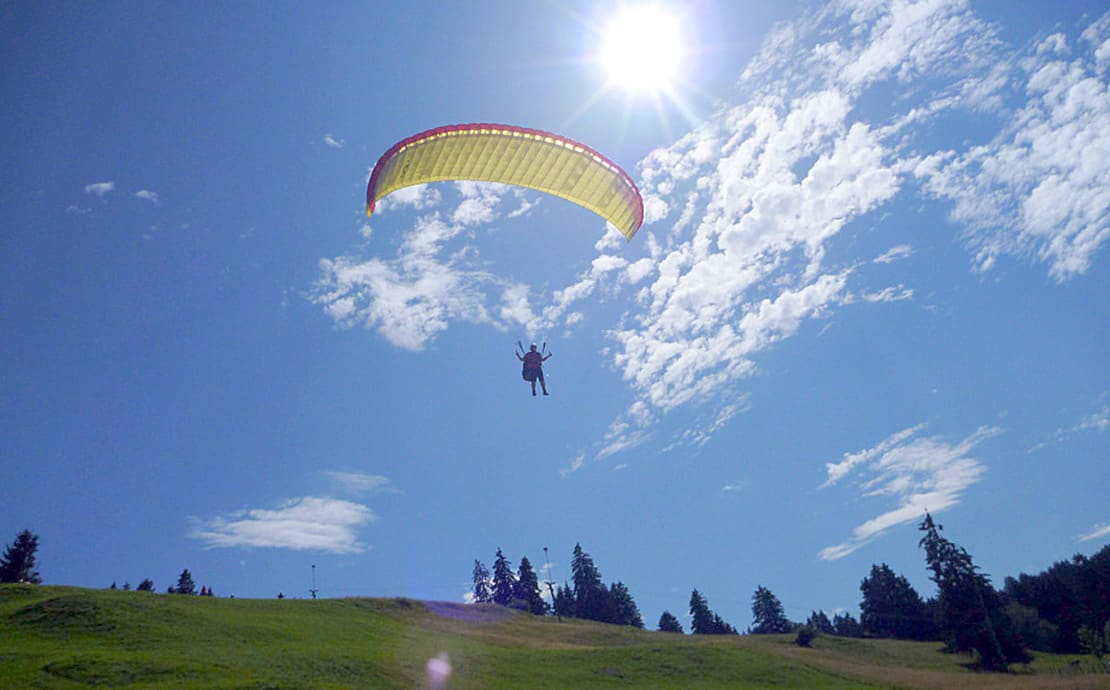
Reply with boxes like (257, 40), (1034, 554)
(795, 625), (817, 648)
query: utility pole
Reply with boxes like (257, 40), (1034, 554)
(543, 547), (560, 623)
(310, 564), (318, 600)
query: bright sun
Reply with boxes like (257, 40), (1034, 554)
(600, 6), (685, 96)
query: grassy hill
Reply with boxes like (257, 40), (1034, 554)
(1, 585), (1106, 689)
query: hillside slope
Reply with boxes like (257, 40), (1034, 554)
(1, 586), (1105, 689)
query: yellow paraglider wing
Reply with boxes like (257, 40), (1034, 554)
(366, 124), (644, 240)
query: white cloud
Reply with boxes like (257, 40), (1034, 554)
(913, 10), (1110, 281)
(321, 470), (397, 495)
(316, 1), (1110, 465)
(874, 244), (914, 264)
(135, 190), (160, 204)
(1077, 523), (1110, 542)
(85, 181), (115, 197)
(313, 213), (497, 351)
(818, 425), (1000, 560)
(324, 134), (345, 149)
(189, 496), (376, 553)
(376, 184), (441, 213)
(722, 479), (744, 492)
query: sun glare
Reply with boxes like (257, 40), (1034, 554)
(600, 6), (684, 95)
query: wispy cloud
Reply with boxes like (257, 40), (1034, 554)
(874, 245), (914, 264)
(135, 189), (160, 205)
(1077, 523), (1110, 542)
(188, 496), (376, 553)
(818, 425), (1000, 560)
(324, 134), (345, 149)
(321, 470), (398, 495)
(85, 181), (115, 197)
(722, 479), (744, 493)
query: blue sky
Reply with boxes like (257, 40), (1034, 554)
(2, 0), (1107, 630)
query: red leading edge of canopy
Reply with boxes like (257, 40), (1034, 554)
(365, 123), (644, 236)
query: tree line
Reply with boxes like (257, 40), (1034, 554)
(4, 514), (1107, 673)
(471, 515), (1107, 671)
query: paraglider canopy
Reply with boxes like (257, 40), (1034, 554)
(366, 123), (644, 240)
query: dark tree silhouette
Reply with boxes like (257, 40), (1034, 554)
(170, 569), (196, 595)
(608, 581), (644, 628)
(0, 529), (42, 584)
(471, 560), (491, 604)
(554, 582), (575, 618)
(750, 585), (791, 634)
(513, 557), (549, 615)
(806, 610), (835, 634)
(137, 578), (155, 592)
(860, 563), (934, 640)
(689, 589), (736, 634)
(658, 610), (684, 633)
(491, 548), (516, 606)
(919, 513), (1028, 670)
(571, 543), (608, 621)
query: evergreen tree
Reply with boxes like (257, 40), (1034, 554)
(860, 563), (933, 639)
(571, 543), (609, 622)
(513, 557), (549, 615)
(554, 581), (576, 618)
(918, 513), (1028, 670)
(0, 529), (42, 584)
(658, 610), (684, 633)
(750, 585), (791, 634)
(122, 582), (131, 591)
(172, 569), (196, 595)
(689, 589), (735, 634)
(471, 560), (492, 604)
(608, 581), (644, 628)
(689, 589), (714, 634)
(1003, 544), (1110, 653)
(807, 610), (835, 635)
(109, 581), (118, 590)
(137, 578), (155, 592)
(832, 611), (863, 637)
(491, 548), (516, 606)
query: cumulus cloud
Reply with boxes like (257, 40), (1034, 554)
(189, 496), (376, 553)
(818, 425), (1000, 560)
(913, 12), (1110, 281)
(135, 190), (160, 204)
(85, 181), (115, 197)
(316, 0), (1109, 465)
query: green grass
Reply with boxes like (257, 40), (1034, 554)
(1, 585), (1106, 689)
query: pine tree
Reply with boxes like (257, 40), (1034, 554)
(807, 610), (835, 634)
(554, 582), (576, 618)
(513, 557), (549, 615)
(471, 560), (492, 604)
(0, 529), (42, 584)
(137, 578), (155, 592)
(172, 569), (196, 595)
(608, 581), (644, 628)
(750, 585), (791, 634)
(833, 611), (863, 637)
(491, 548), (516, 606)
(689, 589), (714, 634)
(571, 543), (609, 622)
(658, 610), (684, 633)
(860, 563), (933, 639)
(918, 513), (1028, 670)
